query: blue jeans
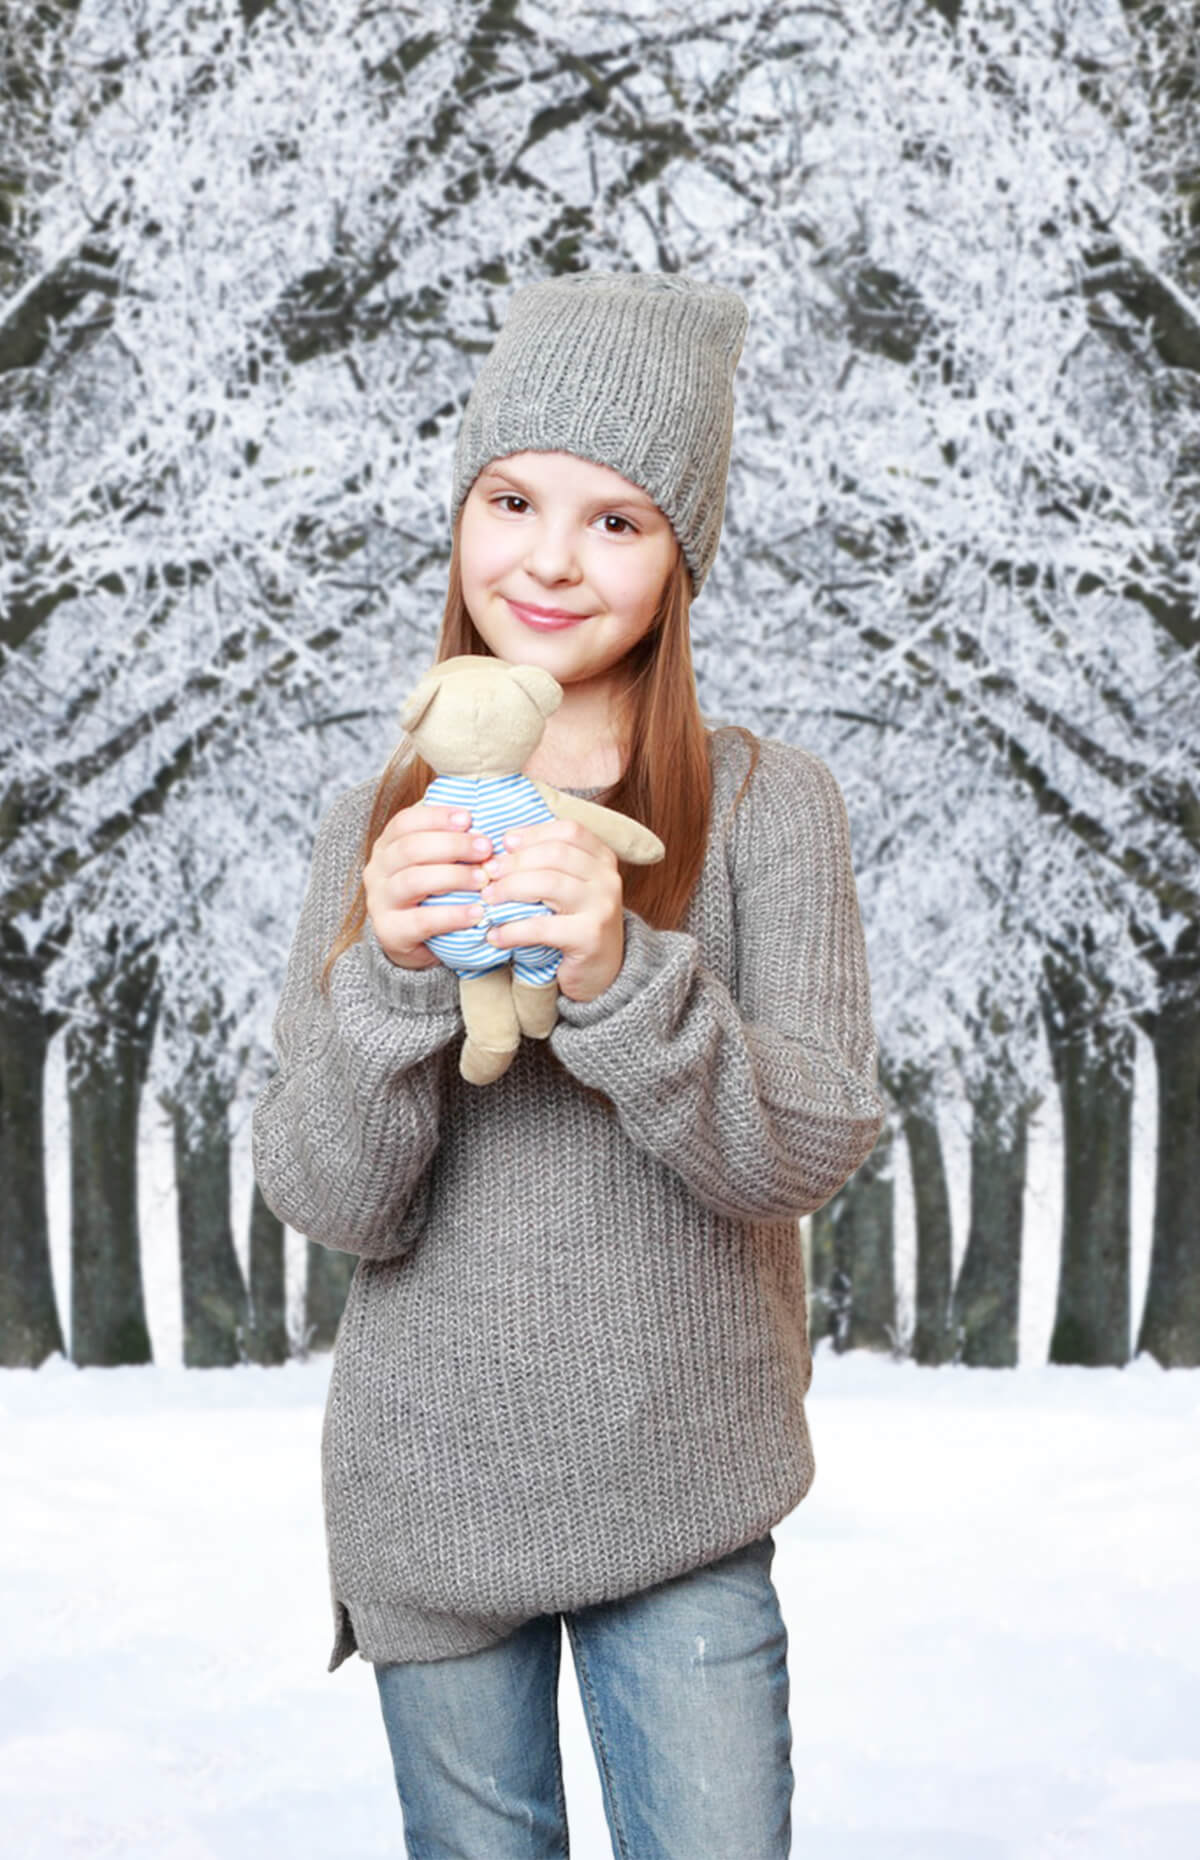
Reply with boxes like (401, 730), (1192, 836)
(373, 1531), (792, 1859)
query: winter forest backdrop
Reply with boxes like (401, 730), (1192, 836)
(2, 0), (1198, 1375)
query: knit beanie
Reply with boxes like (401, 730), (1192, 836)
(449, 270), (749, 594)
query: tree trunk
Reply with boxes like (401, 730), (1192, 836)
(830, 1119), (896, 1354)
(881, 1054), (955, 1366)
(66, 941), (158, 1366)
(807, 1200), (839, 1348)
(170, 1069), (248, 1368)
(1041, 949), (1133, 1367)
(246, 1179), (289, 1365)
(0, 925), (64, 1367)
(305, 1239), (356, 1352)
(904, 1094), (956, 1366)
(954, 1071), (1029, 1367)
(1138, 922), (1200, 1367)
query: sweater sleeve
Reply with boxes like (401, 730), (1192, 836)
(251, 783), (464, 1258)
(549, 741), (886, 1221)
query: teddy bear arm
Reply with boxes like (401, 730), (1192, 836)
(528, 781), (665, 864)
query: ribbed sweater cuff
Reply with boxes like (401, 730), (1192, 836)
(362, 920), (463, 1018)
(555, 908), (688, 1030)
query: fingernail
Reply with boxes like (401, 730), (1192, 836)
(485, 929), (500, 944)
(505, 831), (522, 848)
(451, 810), (470, 827)
(473, 836), (492, 853)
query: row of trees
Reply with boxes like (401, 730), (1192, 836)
(2, 0), (1198, 1369)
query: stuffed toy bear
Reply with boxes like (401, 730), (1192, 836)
(399, 654), (665, 1085)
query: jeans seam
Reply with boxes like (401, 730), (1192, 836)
(564, 1616), (631, 1860)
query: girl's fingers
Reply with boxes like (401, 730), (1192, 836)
(388, 862), (489, 907)
(504, 847), (600, 885)
(379, 803), (471, 845)
(482, 891), (622, 953)
(505, 820), (615, 865)
(380, 828), (494, 870)
(480, 866), (594, 914)
(366, 894), (486, 970)
(409, 901), (487, 932)
(480, 838), (616, 893)
(368, 813), (622, 967)
(484, 913), (568, 952)
(376, 900), (486, 947)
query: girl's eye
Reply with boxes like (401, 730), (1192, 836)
(490, 495), (636, 534)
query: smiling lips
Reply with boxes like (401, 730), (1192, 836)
(505, 597), (593, 630)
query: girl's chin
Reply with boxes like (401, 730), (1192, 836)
(484, 627), (598, 664)
(493, 646), (605, 689)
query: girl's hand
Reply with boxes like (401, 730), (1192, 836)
(364, 803), (493, 970)
(477, 818), (625, 1004)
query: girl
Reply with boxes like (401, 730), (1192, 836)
(252, 270), (886, 1860)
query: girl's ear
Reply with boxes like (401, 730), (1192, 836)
(509, 664), (564, 719)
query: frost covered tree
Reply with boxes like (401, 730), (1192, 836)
(709, 0), (1200, 1366)
(0, 0), (81, 1366)
(2, 0), (1197, 1371)
(5, 0), (851, 1363)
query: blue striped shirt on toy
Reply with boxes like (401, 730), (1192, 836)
(420, 772), (562, 985)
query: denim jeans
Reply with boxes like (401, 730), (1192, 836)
(373, 1531), (793, 1859)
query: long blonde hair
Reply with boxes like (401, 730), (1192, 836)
(320, 513), (759, 992)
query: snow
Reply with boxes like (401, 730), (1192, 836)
(4, 1348), (1198, 1858)
(8, 1007), (1192, 1854)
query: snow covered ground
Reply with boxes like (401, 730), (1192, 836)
(4, 1348), (1198, 1858)
(4, 1032), (1198, 1857)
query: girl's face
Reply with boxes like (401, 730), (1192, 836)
(459, 451), (679, 693)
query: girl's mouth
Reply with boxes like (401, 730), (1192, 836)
(505, 598), (592, 630)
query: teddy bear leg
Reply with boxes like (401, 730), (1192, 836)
(458, 968), (520, 1086)
(511, 976), (559, 1039)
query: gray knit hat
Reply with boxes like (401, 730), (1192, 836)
(449, 270), (749, 594)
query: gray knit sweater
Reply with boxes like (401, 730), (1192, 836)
(251, 725), (886, 1672)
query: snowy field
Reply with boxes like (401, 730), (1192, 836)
(3, 1031), (1198, 1857)
(4, 1348), (1198, 1859)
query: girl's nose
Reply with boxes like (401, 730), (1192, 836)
(523, 523), (582, 586)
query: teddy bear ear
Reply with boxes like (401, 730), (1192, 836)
(399, 676), (440, 734)
(509, 664), (564, 719)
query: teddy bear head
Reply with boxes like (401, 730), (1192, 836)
(399, 654), (563, 777)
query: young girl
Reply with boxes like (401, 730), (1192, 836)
(252, 270), (886, 1860)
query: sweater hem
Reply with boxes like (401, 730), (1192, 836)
(328, 1594), (532, 1672)
(326, 1453), (816, 1673)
